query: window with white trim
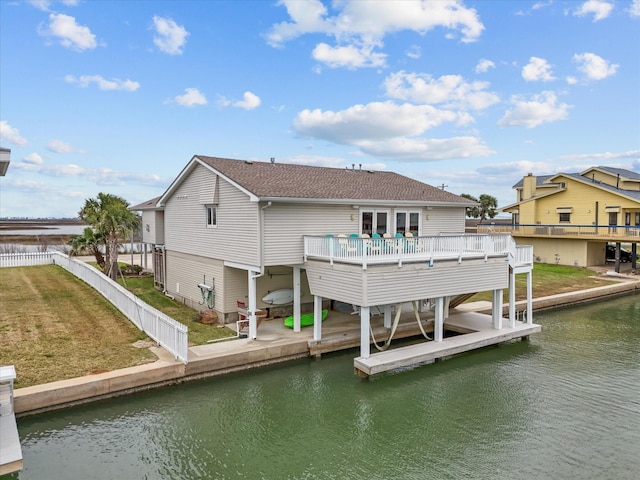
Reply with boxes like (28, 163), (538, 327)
(558, 212), (570, 223)
(395, 210), (421, 236)
(361, 210), (389, 235)
(206, 205), (217, 227)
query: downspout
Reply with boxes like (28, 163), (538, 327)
(248, 201), (272, 339)
(253, 201), (272, 280)
(161, 245), (174, 300)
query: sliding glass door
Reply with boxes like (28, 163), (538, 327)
(361, 210), (389, 235)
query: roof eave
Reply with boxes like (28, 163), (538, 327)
(257, 196), (472, 207)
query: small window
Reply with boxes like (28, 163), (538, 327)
(559, 212), (570, 223)
(206, 206), (217, 227)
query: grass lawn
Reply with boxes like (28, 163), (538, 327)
(0, 265), (156, 388)
(467, 263), (611, 303)
(0, 261), (614, 388)
(116, 275), (233, 345)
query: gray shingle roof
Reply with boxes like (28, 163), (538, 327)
(563, 173), (640, 200)
(131, 196), (162, 210)
(592, 165), (640, 181)
(196, 156), (473, 205)
(512, 174), (565, 188)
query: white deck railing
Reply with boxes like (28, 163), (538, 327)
(0, 252), (188, 364)
(304, 233), (533, 270)
(478, 223), (640, 240)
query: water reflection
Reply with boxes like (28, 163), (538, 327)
(10, 293), (640, 480)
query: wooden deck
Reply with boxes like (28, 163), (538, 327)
(0, 413), (23, 475)
(354, 312), (541, 377)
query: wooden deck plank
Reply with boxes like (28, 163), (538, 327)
(354, 315), (541, 376)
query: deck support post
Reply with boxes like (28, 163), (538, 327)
(509, 268), (516, 328)
(360, 306), (370, 358)
(248, 271), (258, 339)
(293, 266), (301, 332)
(434, 297), (444, 342)
(383, 304), (392, 328)
(313, 295), (322, 341)
(492, 289), (503, 329)
(526, 270), (533, 324)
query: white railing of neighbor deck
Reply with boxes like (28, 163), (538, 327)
(0, 252), (188, 364)
(304, 233), (532, 270)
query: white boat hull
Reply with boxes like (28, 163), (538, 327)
(262, 288), (295, 305)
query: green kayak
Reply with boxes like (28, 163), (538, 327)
(284, 309), (328, 328)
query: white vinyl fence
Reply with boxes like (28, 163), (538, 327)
(0, 252), (188, 364)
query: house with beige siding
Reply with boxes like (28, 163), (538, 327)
(482, 166), (640, 272)
(135, 155), (533, 361)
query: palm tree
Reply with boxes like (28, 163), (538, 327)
(460, 193), (498, 221)
(78, 193), (140, 280)
(478, 194), (498, 221)
(68, 227), (106, 271)
(460, 193), (480, 218)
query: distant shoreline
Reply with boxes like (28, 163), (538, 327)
(0, 219), (86, 230)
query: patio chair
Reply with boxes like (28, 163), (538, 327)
(236, 301), (267, 337)
(404, 232), (416, 253)
(382, 232), (394, 253)
(368, 232), (382, 255)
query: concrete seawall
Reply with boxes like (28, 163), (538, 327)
(14, 278), (640, 416)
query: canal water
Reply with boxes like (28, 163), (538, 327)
(7, 294), (640, 480)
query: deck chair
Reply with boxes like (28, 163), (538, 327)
(404, 231), (416, 253)
(382, 232), (394, 253)
(368, 232), (382, 255)
(236, 301), (267, 337)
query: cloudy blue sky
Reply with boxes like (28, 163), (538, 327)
(1, 0), (639, 218)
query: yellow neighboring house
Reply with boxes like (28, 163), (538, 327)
(479, 166), (640, 270)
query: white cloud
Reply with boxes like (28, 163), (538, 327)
(0, 121), (28, 146)
(40, 13), (97, 51)
(233, 91), (261, 110)
(406, 45), (421, 59)
(294, 101), (465, 144)
(631, 0), (640, 17)
(46, 139), (83, 153)
(574, 0), (614, 21)
(475, 59), (495, 73)
(566, 76), (578, 85)
(312, 42), (386, 69)
(266, 0), (484, 69)
(174, 88), (207, 107)
(383, 71), (499, 111)
(556, 150), (640, 163)
(152, 16), (189, 55)
(532, 1), (554, 10)
(572, 52), (618, 80)
(23, 153), (43, 165)
(64, 74), (140, 91)
(26, 0), (79, 11)
(521, 57), (555, 82)
(292, 100), (490, 161)
(11, 162), (167, 187)
(498, 91), (570, 128)
(357, 136), (494, 161)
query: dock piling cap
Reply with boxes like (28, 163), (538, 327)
(0, 365), (16, 383)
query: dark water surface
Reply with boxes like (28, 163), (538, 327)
(8, 294), (640, 480)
